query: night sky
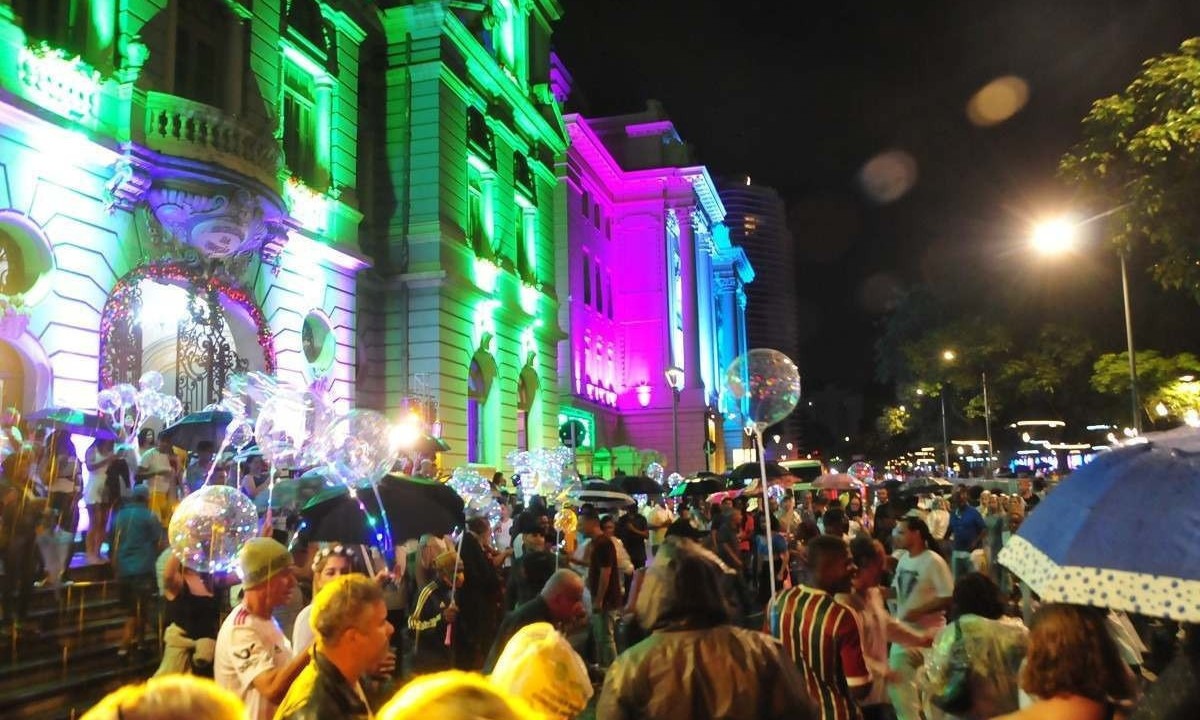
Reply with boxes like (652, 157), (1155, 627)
(555, 0), (1200, 416)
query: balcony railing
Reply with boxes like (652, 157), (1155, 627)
(142, 91), (281, 189)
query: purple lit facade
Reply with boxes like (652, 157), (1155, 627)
(557, 102), (754, 475)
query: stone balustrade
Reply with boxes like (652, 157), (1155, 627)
(142, 91), (281, 189)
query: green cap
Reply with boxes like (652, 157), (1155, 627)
(239, 537), (293, 589)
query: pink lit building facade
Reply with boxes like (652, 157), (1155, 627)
(556, 103), (754, 476)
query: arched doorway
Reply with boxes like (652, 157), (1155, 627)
(99, 263), (276, 412)
(467, 355), (493, 463)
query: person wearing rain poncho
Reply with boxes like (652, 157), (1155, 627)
(921, 573), (1028, 720)
(597, 537), (813, 720)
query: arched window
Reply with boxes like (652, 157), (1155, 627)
(467, 357), (492, 463)
(0, 232), (27, 296)
(517, 368), (536, 451)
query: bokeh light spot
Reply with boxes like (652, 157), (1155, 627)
(967, 75), (1029, 127)
(858, 149), (918, 204)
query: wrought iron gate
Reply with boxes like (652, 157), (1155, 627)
(175, 287), (247, 414)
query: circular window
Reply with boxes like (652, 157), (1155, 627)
(302, 311), (336, 377)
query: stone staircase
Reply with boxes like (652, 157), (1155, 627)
(0, 556), (162, 719)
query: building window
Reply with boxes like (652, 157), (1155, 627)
(517, 370), (535, 451)
(174, 0), (231, 108)
(0, 234), (26, 296)
(14, 0), (81, 52)
(593, 203), (601, 230)
(606, 274), (614, 319)
(594, 263), (603, 313)
(282, 60), (319, 185)
(467, 178), (484, 254)
(467, 107), (496, 165)
(580, 190), (590, 219)
(605, 218), (612, 240)
(516, 209), (535, 284)
(582, 254), (591, 305)
(468, 358), (488, 463)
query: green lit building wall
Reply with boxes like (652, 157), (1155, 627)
(375, 1), (567, 470)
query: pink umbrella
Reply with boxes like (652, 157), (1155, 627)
(812, 473), (865, 491)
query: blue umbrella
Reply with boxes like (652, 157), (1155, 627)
(159, 410), (234, 450)
(27, 407), (118, 440)
(998, 441), (1200, 622)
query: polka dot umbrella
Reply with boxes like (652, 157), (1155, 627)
(998, 440), (1200, 622)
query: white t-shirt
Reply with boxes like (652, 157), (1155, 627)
(139, 448), (176, 494)
(215, 603), (294, 720)
(83, 446), (113, 505)
(643, 505), (674, 546)
(891, 548), (954, 632)
(291, 604), (315, 656)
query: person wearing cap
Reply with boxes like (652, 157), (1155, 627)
(112, 483), (164, 657)
(406, 550), (462, 676)
(275, 574), (394, 720)
(214, 537), (310, 720)
(489, 622), (593, 719)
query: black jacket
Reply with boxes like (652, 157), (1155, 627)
(482, 595), (553, 673)
(273, 649), (370, 720)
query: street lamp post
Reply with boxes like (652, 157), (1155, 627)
(665, 366), (685, 473)
(1031, 212), (1141, 433)
(940, 349), (956, 477)
(982, 371), (994, 478)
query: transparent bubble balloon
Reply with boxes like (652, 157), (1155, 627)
(667, 472), (684, 490)
(646, 462), (664, 486)
(848, 461), (874, 483)
(168, 485), (258, 573)
(226, 418), (254, 450)
(254, 391), (315, 468)
(449, 466), (495, 516)
(766, 484), (787, 504)
(97, 388), (122, 416)
(324, 409), (394, 486)
(116, 383), (138, 408)
(139, 370), (164, 392)
(243, 372), (279, 404)
(157, 395), (184, 424)
(297, 390), (336, 468)
(722, 349), (802, 431)
(136, 389), (162, 418)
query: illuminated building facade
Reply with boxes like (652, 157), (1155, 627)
(0, 0), (370, 415)
(370, 1), (567, 469)
(558, 100), (754, 475)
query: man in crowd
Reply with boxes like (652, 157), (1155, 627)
(214, 537), (310, 720)
(138, 433), (180, 526)
(111, 484), (163, 657)
(582, 510), (622, 668)
(948, 484), (987, 578)
(1018, 474), (1040, 511)
(888, 517), (954, 720)
(616, 502), (649, 575)
(184, 440), (216, 495)
(642, 498), (674, 558)
(770, 534), (871, 720)
(483, 569), (585, 672)
(275, 574), (394, 720)
(457, 516), (502, 669)
(407, 550), (462, 675)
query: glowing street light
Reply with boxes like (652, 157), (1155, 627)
(942, 349), (957, 362)
(1031, 211), (1140, 433)
(664, 366), (685, 473)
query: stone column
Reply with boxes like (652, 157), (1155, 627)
(673, 205), (702, 389)
(315, 75), (335, 189)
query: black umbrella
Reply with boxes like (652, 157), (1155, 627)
(668, 476), (726, 498)
(27, 407), (117, 440)
(613, 475), (664, 495)
(727, 461), (789, 483)
(896, 477), (954, 498)
(296, 474), (465, 546)
(583, 479), (613, 491)
(159, 410), (234, 450)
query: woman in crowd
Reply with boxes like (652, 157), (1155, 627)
(980, 492), (1008, 587)
(292, 544), (364, 653)
(82, 675), (243, 720)
(155, 549), (221, 676)
(923, 572), (1028, 719)
(996, 603), (1136, 720)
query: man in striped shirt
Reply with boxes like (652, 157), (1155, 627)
(770, 535), (871, 720)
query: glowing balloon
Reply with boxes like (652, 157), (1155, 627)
(226, 418), (254, 450)
(646, 462), (665, 486)
(243, 372), (280, 404)
(766, 484), (787, 504)
(136, 389), (162, 418)
(139, 370), (164, 392)
(168, 485), (258, 573)
(722, 349), (802, 432)
(157, 395), (184, 424)
(297, 390), (336, 468)
(254, 392), (313, 467)
(115, 383), (138, 408)
(97, 388), (121, 416)
(324, 409), (394, 485)
(666, 472), (684, 490)
(554, 507), (578, 535)
(848, 461), (874, 483)
(449, 466), (494, 516)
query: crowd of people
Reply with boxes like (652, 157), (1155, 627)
(2, 416), (1196, 720)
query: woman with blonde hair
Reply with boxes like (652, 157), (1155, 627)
(995, 603), (1136, 720)
(377, 670), (539, 720)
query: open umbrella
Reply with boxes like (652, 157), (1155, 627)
(583, 479), (613, 492)
(668, 476), (726, 498)
(727, 461), (789, 483)
(998, 442), (1200, 622)
(812, 473), (865, 491)
(613, 475), (664, 495)
(27, 407), (117, 440)
(159, 410), (234, 450)
(296, 474), (465, 546)
(575, 488), (635, 509)
(896, 476), (953, 498)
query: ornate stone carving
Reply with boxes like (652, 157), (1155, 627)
(147, 185), (284, 260)
(104, 155), (152, 213)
